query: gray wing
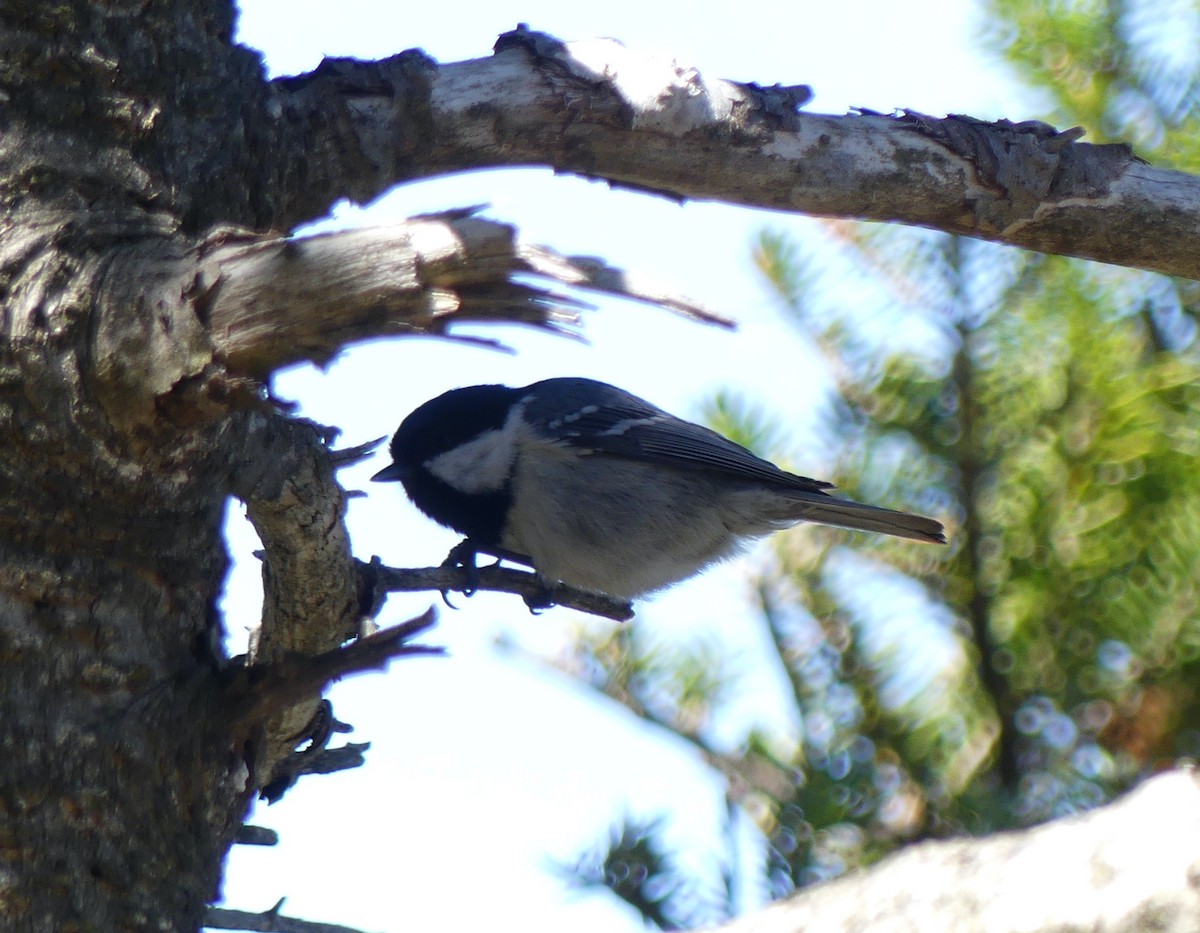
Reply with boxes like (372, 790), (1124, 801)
(521, 377), (833, 493)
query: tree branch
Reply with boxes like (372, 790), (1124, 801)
(219, 413), (369, 778)
(206, 898), (376, 933)
(368, 559), (635, 623)
(289, 741), (372, 777)
(221, 610), (444, 729)
(201, 210), (730, 379)
(271, 26), (1200, 280)
(233, 825), (279, 847)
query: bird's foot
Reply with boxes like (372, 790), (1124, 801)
(441, 539), (546, 611)
(439, 539), (485, 608)
(522, 583), (556, 615)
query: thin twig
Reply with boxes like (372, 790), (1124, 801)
(221, 610), (445, 727)
(205, 900), (376, 933)
(369, 561), (635, 622)
(329, 436), (386, 467)
(233, 825), (279, 847)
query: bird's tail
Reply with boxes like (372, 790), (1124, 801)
(784, 491), (946, 544)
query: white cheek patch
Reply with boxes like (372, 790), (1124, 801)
(425, 428), (516, 493)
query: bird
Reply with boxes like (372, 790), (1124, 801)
(372, 377), (945, 603)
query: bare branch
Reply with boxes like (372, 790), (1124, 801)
(258, 698), (372, 803)
(517, 246), (735, 328)
(370, 560), (635, 623)
(206, 899), (376, 933)
(274, 27), (1200, 280)
(233, 825), (279, 847)
(201, 212), (726, 378)
(329, 437), (386, 468)
(293, 741), (372, 777)
(221, 610), (444, 728)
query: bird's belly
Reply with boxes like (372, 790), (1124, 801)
(502, 454), (745, 599)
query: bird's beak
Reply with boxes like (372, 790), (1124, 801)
(371, 462), (407, 483)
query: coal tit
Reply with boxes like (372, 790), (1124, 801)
(372, 378), (945, 601)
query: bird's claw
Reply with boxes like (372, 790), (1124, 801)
(522, 584), (556, 615)
(441, 539), (549, 613)
(441, 539), (484, 607)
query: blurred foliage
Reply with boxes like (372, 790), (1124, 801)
(555, 817), (694, 930)
(982, 0), (1200, 167)
(553, 0), (1200, 927)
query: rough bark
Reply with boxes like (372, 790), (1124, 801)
(2, 3), (1199, 932)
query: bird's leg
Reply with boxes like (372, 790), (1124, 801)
(439, 540), (481, 607)
(440, 539), (538, 608)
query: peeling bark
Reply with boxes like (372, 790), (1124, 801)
(200, 211), (727, 378)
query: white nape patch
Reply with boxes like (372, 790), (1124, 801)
(425, 420), (517, 494)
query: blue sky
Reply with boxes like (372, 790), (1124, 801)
(216, 3), (1027, 931)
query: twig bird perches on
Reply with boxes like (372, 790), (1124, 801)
(372, 378), (944, 609)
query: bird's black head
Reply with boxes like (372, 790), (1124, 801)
(371, 384), (524, 547)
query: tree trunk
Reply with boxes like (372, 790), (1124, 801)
(1, 4), (267, 926)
